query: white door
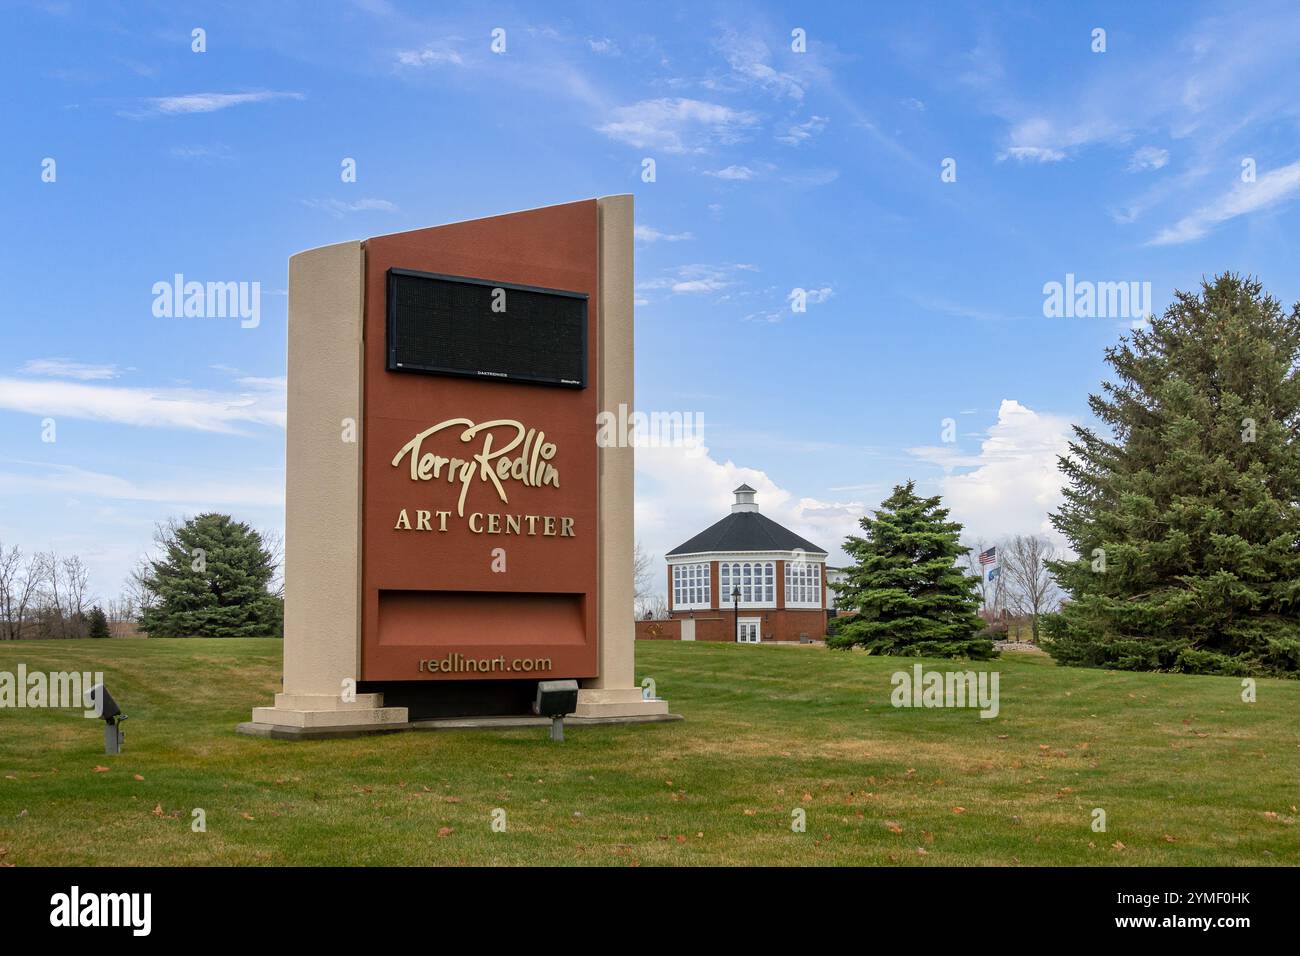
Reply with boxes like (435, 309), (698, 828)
(737, 618), (761, 643)
(680, 619), (696, 642)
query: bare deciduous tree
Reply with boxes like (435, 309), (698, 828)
(127, 555), (158, 614)
(0, 543), (42, 640)
(1000, 534), (1062, 642)
(633, 540), (658, 617)
(61, 555), (92, 638)
(261, 527), (285, 598)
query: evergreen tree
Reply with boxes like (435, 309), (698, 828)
(87, 605), (110, 639)
(139, 514), (281, 638)
(1046, 274), (1300, 677)
(829, 481), (993, 659)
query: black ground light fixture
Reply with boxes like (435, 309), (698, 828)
(533, 679), (579, 741)
(85, 683), (127, 755)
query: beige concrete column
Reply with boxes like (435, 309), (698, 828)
(242, 239), (407, 736)
(576, 194), (668, 718)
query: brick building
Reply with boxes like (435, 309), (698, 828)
(638, 485), (829, 643)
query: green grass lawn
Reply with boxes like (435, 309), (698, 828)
(0, 638), (1296, 866)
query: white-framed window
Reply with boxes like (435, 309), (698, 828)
(785, 561), (822, 607)
(672, 562), (711, 609)
(719, 561), (775, 605)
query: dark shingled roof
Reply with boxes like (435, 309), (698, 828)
(666, 511), (827, 556)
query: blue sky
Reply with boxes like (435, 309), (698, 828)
(4, 0), (1300, 602)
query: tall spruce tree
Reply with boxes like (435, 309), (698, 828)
(1046, 274), (1300, 677)
(829, 481), (993, 659)
(139, 514), (281, 638)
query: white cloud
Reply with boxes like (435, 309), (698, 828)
(138, 91), (304, 115)
(635, 440), (861, 578)
(998, 145), (1067, 163)
(782, 168), (838, 187)
(704, 164), (757, 180)
(715, 31), (807, 102)
(596, 98), (760, 153)
(0, 461), (283, 509)
(0, 377), (286, 434)
(300, 197), (399, 217)
(638, 263), (757, 297)
(20, 359), (118, 381)
(587, 37), (618, 56)
(909, 399), (1073, 548)
(395, 45), (465, 68)
(1129, 145), (1169, 171)
(634, 224), (694, 243)
(1147, 158), (1300, 245)
(776, 115), (828, 146)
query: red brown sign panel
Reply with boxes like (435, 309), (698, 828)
(361, 200), (599, 680)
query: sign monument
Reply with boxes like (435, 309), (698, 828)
(240, 196), (670, 737)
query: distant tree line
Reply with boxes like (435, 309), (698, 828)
(0, 513), (283, 640)
(0, 546), (99, 640)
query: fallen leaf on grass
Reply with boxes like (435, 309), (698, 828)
(743, 809), (757, 816)
(241, 813), (254, 821)
(93, 766), (109, 773)
(437, 827), (453, 838)
(884, 821), (903, 833)
(133, 774), (144, 782)
(1112, 841), (1126, 851)
(951, 807), (966, 814)
(151, 804), (164, 817)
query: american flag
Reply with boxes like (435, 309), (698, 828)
(978, 546), (997, 566)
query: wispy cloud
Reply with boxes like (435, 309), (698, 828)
(20, 358), (119, 381)
(1147, 159), (1300, 245)
(704, 164), (759, 180)
(0, 376), (286, 434)
(300, 197), (399, 218)
(638, 263), (757, 296)
(395, 44), (465, 68)
(998, 145), (1066, 163)
(714, 30), (807, 102)
(634, 224), (694, 243)
(596, 98), (760, 153)
(1128, 146), (1170, 172)
(0, 461), (284, 509)
(776, 115), (828, 146)
(131, 91), (304, 117)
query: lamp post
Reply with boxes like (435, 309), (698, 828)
(732, 586), (741, 642)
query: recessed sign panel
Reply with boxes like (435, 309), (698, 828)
(386, 269), (587, 388)
(362, 201), (600, 682)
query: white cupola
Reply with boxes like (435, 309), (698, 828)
(731, 483), (759, 514)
